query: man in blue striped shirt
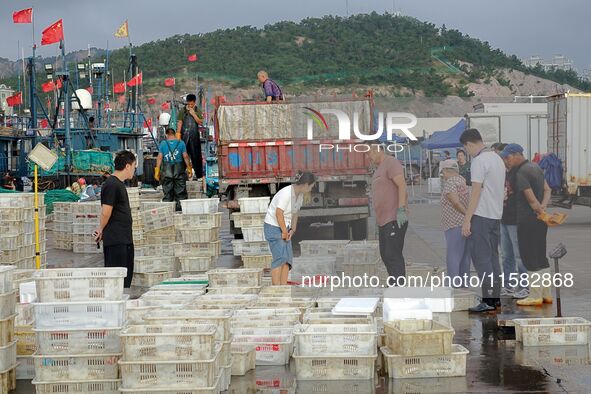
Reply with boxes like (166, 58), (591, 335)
(258, 70), (284, 102)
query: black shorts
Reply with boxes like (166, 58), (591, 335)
(104, 243), (134, 288)
(517, 217), (549, 272)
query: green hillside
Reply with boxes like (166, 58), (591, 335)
(3, 13), (590, 96)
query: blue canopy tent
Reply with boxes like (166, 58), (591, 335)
(421, 118), (466, 149)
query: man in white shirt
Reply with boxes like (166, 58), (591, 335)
(460, 129), (506, 312)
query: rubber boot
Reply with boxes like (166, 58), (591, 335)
(517, 272), (543, 306)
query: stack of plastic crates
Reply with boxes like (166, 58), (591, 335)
(174, 209), (222, 275)
(207, 268), (263, 295)
(186, 180), (204, 200)
(31, 268), (126, 393)
(71, 201), (102, 254)
(236, 198), (271, 270)
(380, 319), (468, 379)
(0, 193), (47, 270)
(127, 187), (143, 247)
(12, 269), (36, 381)
(0, 265), (17, 392)
(141, 306), (234, 391)
(132, 203), (177, 287)
(52, 202), (73, 250)
(299, 240), (349, 273)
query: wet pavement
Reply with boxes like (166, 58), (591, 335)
(14, 193), (591, 393)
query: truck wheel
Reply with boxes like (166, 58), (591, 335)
(351, 219), (368, 240)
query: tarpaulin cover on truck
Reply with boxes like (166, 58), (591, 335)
(217, 99), (372, 141)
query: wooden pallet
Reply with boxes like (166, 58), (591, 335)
(0, 365), (17, 393)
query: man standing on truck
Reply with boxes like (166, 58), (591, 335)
(460, 129), (506, 313)
(176, 94), (203, 180)
(500, 144), (553, 306)
(368, 144), (409, 282)
(257, 70), (284, 102)
(155, 128), (193, 211)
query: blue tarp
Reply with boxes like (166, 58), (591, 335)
(421, 119), (466, 149)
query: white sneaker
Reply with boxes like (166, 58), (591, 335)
(500, 288), (514, 297)
(513, 289), (530, 299)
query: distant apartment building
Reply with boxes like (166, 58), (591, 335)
(0, 84), (15, 117)
(524, 55), (574, 72)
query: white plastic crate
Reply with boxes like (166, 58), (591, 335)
(453, 289), (480, 311)
(186, 180), (204, 193)
(381, 344), (468, 379)
(33, 268), (126, 302)
(174, 241), (221, 257)
(173, 212), (222, 228)
(231, 239), (244, 256)
(304, 316), (374, 325)
(207, 286), (261, 295)
(118, 376), (220, 394)
(294, 324), (378, 356)
(72, 233), (96, 244)
(33, 379), (120, 394)
(140, 291), (203, 306)
(33, 353), (121, 381)
(514, 317), (591, 346)
(0, 341), (16, 371)
(72, 221), (99, 235)
(0, 234), (23, 251)
(140, 201), (176, 212)
(238, 197), (269, 213)
(296, 380), (376, 394)
(132, 272), (173, 288)
(179, 227), (220, 243)
(179, 256), (217, 273)
(207, 268), (263, 288)
(384, 319), (454, 356)
(143, 309), (232, 342)
(231, 212), (266, 228)
(232, 334), (293, 365)
(233, 308), (301, 321)
(23, 231), (47, 246)
(0, 266), (14, 293)
(125, 299), (161, 325)
(343, 241), (380, 264)
(241, 254), (272, 269)
(293, 350), (377, 380)
(52, 202), (72, 214)
(254, 297), (315, 311)
(73, 242), (103, 254)
(231, 343), (256, 375)
(136, 244), (177, 257)
(34, 327), (122, 355)
(134, 256), (176, 274)
(219, 362), (232, 392)
(121, 324), (217, 361)
(16, 355), (34, 380)
(0, 208), (24, 221)
(241, 241), (271, 256)
(299, 240), (349, 256)
(180, 198), (220, 214)
(196, 294), (258, 311)
(71, 202), (101, 215)
(142, 207), (175, 232)
(0, 291), (16, 320)
(515, 343), (591, 366)
(241, 226), (265, 242)
(33, 300), (126, 329)
(119, 345), (220, 389)
(0, 315), (15, 346)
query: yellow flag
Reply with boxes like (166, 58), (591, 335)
(114, 20), (128, 38)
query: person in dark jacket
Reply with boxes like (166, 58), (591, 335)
(176, 94), (203, 179)
(155, 128), (193, 211)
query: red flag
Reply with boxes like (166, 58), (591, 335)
(86, 86), (93, 94)
(164, 77), (175, 87)
(161, 102), (170, 110)
(13, 8), (33, 24)
(41, 19), (64, 46)
(188, 54), (198, 62)
(113, 82), (126, 94)
(118, 95), (126, 104)
(41, 80), (55, 93)
(56, 78), (63, 89)
(143, 118), (152, 128)
(6, 92), (23, 107)
(127, 72), (142, 87)
(40, 119), (49, 128)
(147, 97), (156, 105)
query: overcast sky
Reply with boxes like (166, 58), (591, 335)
(2, 0), (590, 72)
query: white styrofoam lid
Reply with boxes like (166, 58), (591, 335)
(333, 297), (379, 314)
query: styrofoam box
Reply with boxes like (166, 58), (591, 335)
(384, 287), (454, 313)
(381, 345), (468, 379)
(33, 300), (125, 329)
(121, 324), (217, 361)
(119, 344), (220, 389)
(238, 197), (270, 214)
(293, 350), (377, 380)
(514, 317), (591, 346)
(33, 268), (126, 302)
(180, 198), (220, 214)
(294, 324), (377, 356)
(33, 353), (121, 381)
(383, 300), (433, 322)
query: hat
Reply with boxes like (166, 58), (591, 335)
(439, 159), (459, 175)
(499, 143), (524, 158)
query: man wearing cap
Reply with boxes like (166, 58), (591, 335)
(500, 144), (553, 306)
(460, 129), (506, 312)
(440, 160), (471, 285)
